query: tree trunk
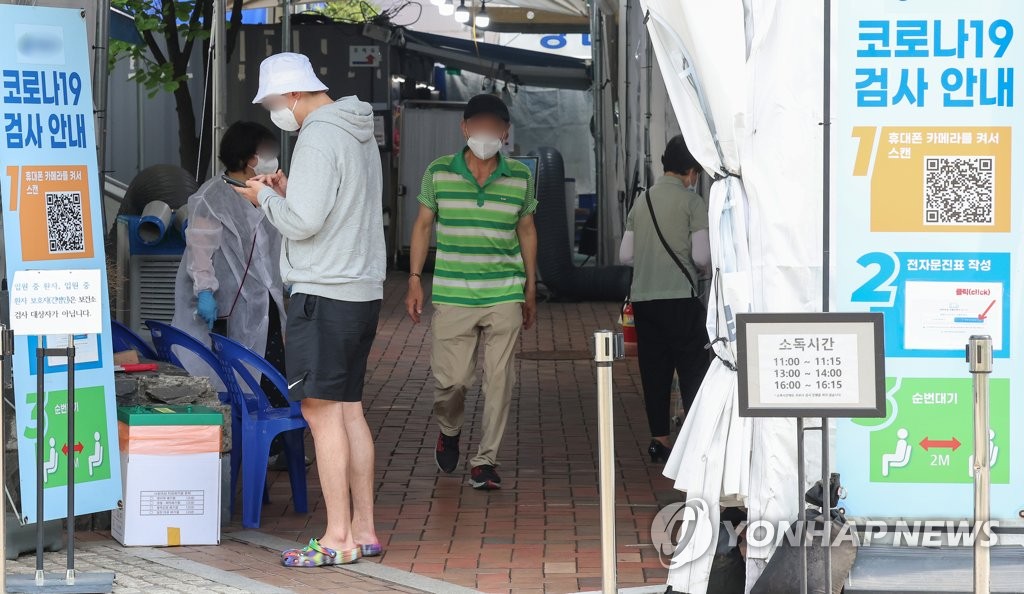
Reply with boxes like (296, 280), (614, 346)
(173, 83), (199, 175)
(226, 0), (245, 63)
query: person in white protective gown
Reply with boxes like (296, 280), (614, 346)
(171, 121), (287, 407)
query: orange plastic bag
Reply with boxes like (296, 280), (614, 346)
(118, 422), (221, 455)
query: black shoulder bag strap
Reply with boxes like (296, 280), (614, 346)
(644, 189), (698, 299)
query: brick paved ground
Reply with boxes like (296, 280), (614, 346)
(167, 537), (427, 593)
(5, 535), (268, 593)
(247, 275), (683, 593)
(6, 274), (681, 594)
(6, 534), (420, 593)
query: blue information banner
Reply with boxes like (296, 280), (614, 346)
(834, 0), (1024, 520)
(0, 6), (122, 523)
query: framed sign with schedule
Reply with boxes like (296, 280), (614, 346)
(736, 312), (886, 418)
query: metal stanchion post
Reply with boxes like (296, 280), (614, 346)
(967, 335), (992, 594)
(594, 330), (622, 594)
(797, 419), (831, 594)
(796, 418), (807, 594)
(821, 418), (832, 594)
(65, 335), (76, 585)
(9, 339), (115, 592)
(34, 343), (46, 586)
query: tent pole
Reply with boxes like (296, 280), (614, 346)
(93, 0), (111, 233)
(211, 0), (227, 179)
(620, 0), (630, 201)
(643, 26), (652, 189)
(280, 0), (292, 172)
(590, 0), (605, 265)
(136, 74), (145, 173)
(822, 0), (831, 313)
(820, 2), (834, 593)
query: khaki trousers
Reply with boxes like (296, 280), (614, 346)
(431, 302), (522, 467)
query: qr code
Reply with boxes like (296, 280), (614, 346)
(45, 191), (86, 254)
(923, 156), (994, 225)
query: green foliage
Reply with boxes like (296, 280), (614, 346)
(109, 0), (211, 97)
(317, 0), (380, 23)
(108, 0), (217, 170)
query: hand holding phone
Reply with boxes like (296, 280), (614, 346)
(227, 174), (264, 206)
(221, 174), (248, 188)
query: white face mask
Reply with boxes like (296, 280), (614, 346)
(685, 172), (700, 193)
(467, 134), (503, 160)
(269, 99), (300, 132)
(253, 154), (279, 176)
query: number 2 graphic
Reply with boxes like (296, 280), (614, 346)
(851, 252), (899, 307)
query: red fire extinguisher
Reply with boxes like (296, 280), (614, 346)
(620, 301), (637, 344)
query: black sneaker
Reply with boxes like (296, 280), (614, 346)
(435, 432), (460, 473)
(470, 465), (501, 490)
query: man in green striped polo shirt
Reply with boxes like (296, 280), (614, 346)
(405, 94), (538, 490)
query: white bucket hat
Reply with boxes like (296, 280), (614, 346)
(252, 52), (328, 104)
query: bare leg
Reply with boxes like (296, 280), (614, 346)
(302, 398), (356, 551)
(343, 401), (377, 546)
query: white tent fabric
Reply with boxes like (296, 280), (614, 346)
(645, 0), (825, 592)
(640, 0), (745, 176)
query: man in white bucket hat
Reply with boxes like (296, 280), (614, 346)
(235, 52), (386, 568)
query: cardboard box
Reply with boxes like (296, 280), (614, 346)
(112, 405), (223, 547)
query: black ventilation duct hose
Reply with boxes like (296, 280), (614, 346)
(121, 164), (199, 215)
(530, 147), (632, 302)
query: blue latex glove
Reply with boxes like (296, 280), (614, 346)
(196, 290), (218, 330)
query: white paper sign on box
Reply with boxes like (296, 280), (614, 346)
(112, 452), (222, 547)
(10, 269), (102, 335)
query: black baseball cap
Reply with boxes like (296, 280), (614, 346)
(463, 94), (510, 123)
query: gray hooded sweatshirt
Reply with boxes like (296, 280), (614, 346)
(257, 96), (385, 302)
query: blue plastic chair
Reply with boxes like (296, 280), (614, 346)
(110, 319), (159, 361)
(144, 321), (305, 528)
(144, 321), (247, 510)
(209, 333), (308, 529)
(143, 320), (231, 405)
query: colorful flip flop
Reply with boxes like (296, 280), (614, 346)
(283, 540), (382, 558)
(280, 538), (360, 567)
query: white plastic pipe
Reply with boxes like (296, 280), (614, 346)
(138, 201), (173, 245)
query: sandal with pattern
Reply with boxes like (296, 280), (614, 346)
(281, 538), (319, 558)
(280, 538), (361, 567)
(283, 540), (381, 559)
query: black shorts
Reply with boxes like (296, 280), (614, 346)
(285, 294), (381, 403)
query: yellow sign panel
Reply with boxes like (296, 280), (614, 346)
(11, 164), (95, 261)
(851, 126), (1011, 233)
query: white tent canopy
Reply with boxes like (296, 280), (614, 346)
(640, 0), (827, 592)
